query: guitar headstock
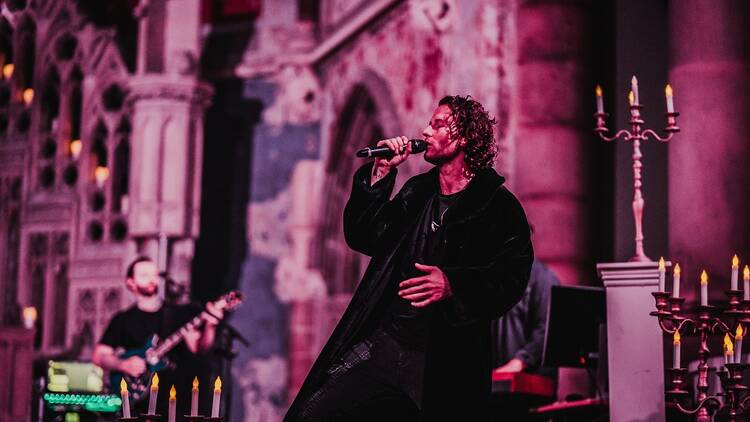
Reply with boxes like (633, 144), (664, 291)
(212, 290), (245, 312)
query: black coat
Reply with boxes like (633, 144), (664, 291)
(285, 163), (533, 421)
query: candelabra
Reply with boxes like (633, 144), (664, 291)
(652, 288), (750, 422)
(593, 76), (679, 262)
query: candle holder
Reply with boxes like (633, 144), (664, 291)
(653, 290), (750, 422)
(594, 78), (679, 262)
(140, 413), (162, 422)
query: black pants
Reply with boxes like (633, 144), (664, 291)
(297, 329), (426, 421)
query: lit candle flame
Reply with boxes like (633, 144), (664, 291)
(726, 334), (734, 353)
(214, 376), (222, 392)
(665, 84), (673, 98)
(94, 166), (110, 187)
(595, 85), (603, 97)
(744, 265), (749, 280)
(700, 270), (708, 286)
(169, 385), (176, 400)
(658, 257), (665, 271)
(673, 330), (680, 345)
(674, 263), (681, 276)
(193, 376), (199, 391)
(22, 88), (34, 106)
(631, 75), (638, 86)
(120, 378), (128, 393)
(2, 63), (14, 79)
(22, 306), (37, 322)
(151, 373), (159, 390)
(69, 140), (82, 160)
(733, 254), (740, 268)
(628, 91), (634, 106)
(737, 325), (744, 340)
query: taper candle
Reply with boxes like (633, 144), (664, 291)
(631, 76), (639, 105)
(725, 334), (734, 364)
(673, 264), (681, 298)
(120, 379), (131, 418)
(744, 265), (750, 301)
(168, 385), (176, 422)
(191, 377), (199, 416)
(673, 330), (681, 369)
(700, 270), (708, 306)
(665, 84), (674, 113)
(148, 373), (159, 415)
(732, 255), (740, 291)
(736, 325), (744, 364)
(212, 376), (222, 417)
(595, 85), (604, 113)
(658, 257), (666, 292)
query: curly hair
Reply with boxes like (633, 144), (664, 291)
(438, 95), (497, 176)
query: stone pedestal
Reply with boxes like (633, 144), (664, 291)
(597, 261), (667, 422)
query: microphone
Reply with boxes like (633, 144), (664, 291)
(356, 139), (427, 158)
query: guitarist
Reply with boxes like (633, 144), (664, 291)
(93, 256), (223, 415)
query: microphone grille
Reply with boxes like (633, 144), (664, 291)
(410, 139), (427, 153)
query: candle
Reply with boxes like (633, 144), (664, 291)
(595, 85), (604, 113)
(191, 377), (199, 416)
(744, 265), (750, 301)
(736, 325), (744, 364)
(21, 306), (37, 329)
(700, 270), (709, 306)
(22, 88), (34, 106)
(120, 379), (131, 418)
(168, 385), (176, 422)
(732, 255), (740, 291)
(673, 330), (681, 369)
(148, 373), (159, 415)
(94, 166), (110, 188)
(628, 90), (635, 107)
(631, 76), (639, 105)
(725, 333), (734, 364)
(658, 257), (666, 292)
(673, 264), (681, 298)
(2, 63), (13, 79)
(211, 376), (222, 418)
(665, 84), (674, 113)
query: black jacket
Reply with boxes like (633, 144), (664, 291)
(285, 162), (533, 420)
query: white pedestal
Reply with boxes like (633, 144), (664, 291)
(597, 261), (667, 422)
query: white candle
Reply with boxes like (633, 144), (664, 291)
(120, 379), (131, 418)
(744, 266), (750, 301)
(191, 377), (199, 416)
(631, 75), (639, 105)
(658, 257), (666, 292)
(148, 373), (159, 415)
(673, 331), (681, 369)
(211, 377), (222, 418)
(725, 334), (734, 364)
(700, 270), (708, 306)
(665, 84), (674, 113)
(168, 385), (176, 422)
(736, 325), (744, 364)
(732, 255), (740, 291)
(673, 264), (681, 298)
(595, 85), (604, 113)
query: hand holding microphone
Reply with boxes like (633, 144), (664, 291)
(366, 136), (424, 185)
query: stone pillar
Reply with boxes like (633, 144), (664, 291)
(514, 1), (592, 284)
(128, 0), (212, 295)
(598, 261), (666, 422)
(668, 0), (750, 299)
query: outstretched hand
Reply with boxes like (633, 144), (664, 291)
(398, 263), (452, 308)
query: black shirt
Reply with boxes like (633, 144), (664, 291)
(100, 304), (200, 415)
(381, 191), (460, 348)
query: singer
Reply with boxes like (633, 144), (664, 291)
(285, 95), (533, 421)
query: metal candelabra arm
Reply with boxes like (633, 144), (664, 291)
(674, 397), (722, 416)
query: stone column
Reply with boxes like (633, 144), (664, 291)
(668, 0), (750, 299)
(127, 0), (213, 296)
(514, 1), (592, 284)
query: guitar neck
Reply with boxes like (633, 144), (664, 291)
(151, 312), (208, 358)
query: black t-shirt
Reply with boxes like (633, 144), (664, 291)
(381, 191), (460, 348)
(100, 303), (201, 415)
